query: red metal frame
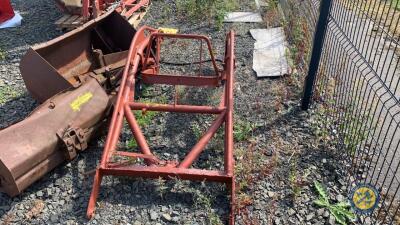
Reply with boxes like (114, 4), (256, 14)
(82, 0), (149, 20)
(87, 26), (236, 224)
(0, 0), (15, 24)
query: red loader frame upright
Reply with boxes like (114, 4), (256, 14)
(86, 26), (236, 224)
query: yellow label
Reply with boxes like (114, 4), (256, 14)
(70, 92), (93, 112)
(158, 27), (179, 34)
(352, 186), (377, 210)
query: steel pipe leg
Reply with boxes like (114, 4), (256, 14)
(87, 170), (103, 219)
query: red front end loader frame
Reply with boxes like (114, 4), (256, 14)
(87, 26), (236, 224)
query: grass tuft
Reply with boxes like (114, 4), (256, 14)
(175, 0), (238, 30)
(233, 120), (254, 142)
(0, 86), (18, 105)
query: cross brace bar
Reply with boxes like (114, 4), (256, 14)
(87, 26), (236, 224)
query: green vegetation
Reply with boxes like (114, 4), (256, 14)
(134, 110), (158, 127)
(340, 114), (368, 154)
(337, 100), (373, 154)
(0, 86), (18, 105)
(125, 110), (158, 149)
(289, 160), (301, 199)
(126, 138), (138, 148)
(193, 186), (223, 225)
(391, 0), (400, 10)
(175, 0), (238, 29)
(0, 48), (5, 61)
(233, 120), (254, 142)
(286, 16), (311, 71)
(279, 0), (312, 78)
(191, 122), (203, 140)
(314, 181), (356, 225)
(264, 0), (282, 27)
(170, 179), (223, 225)
(288, 156), (312, 202)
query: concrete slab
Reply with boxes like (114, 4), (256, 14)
(250, 28), (289, 77)
(255, 0), (269, 8)
(224, 12), (263, 23)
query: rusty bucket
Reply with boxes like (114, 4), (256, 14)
(0, 10), (136, 196)
(0, 78), (109, 196)
(20, 9), (136, 103)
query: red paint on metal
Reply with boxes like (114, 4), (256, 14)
(129, 102), (225, 114)
(121, 0), (149, 18)
(87, 27), (236, 224)
(0, 0), (15, 24)
(81, 0), (149, 21)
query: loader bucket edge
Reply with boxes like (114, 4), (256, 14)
(20, 9), (136, 103)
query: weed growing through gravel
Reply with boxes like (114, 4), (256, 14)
(175, 0), (238, 29)
(0, 86), (18, 104)
(0, 48), (5, 61)
(134, 110), (158, 127)
(193, 189), (223, 225)
(123, 110), (158, 149)
(314, 181), (356, 225)
(170, 178), (224, 225)
(191, 122), (203, 140)
(264, 0), (282, 27)
(155, 177), (168, 199)
(234, 140), (280, 223)
(280, 0), (312, 77)
(339, 111), (370, 154)
(233, 120), (254, 142)
(126, 138), (138, 148)
(124, 111), (158, 149)
(289, 159), (302, 200)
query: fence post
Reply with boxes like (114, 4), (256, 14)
(301, 0), (333, 110)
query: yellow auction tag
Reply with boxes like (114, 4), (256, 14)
(158, 27), (179, 34)
(70, 92), (93, 112)
(350, 183), (379, 214)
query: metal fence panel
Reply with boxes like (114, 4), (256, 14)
(303, 0), (400, 223)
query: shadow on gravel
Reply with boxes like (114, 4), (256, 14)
(252, 106), (301, 136)
(95, 178), (230, 220)
(0, 92), (38, 129)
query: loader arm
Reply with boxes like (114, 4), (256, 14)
(86, 26), (237, 225)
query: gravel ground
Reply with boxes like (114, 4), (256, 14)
(0, 0), (63, 128)
(0, 0), (355, 225)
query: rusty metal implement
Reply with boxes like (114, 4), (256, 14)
(55, 0), (150, 30)
(86, 26), (236, 224)
(21, 10), (136, 103)
(0, 78), (108, 196)
(0, 11), (136, 196)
